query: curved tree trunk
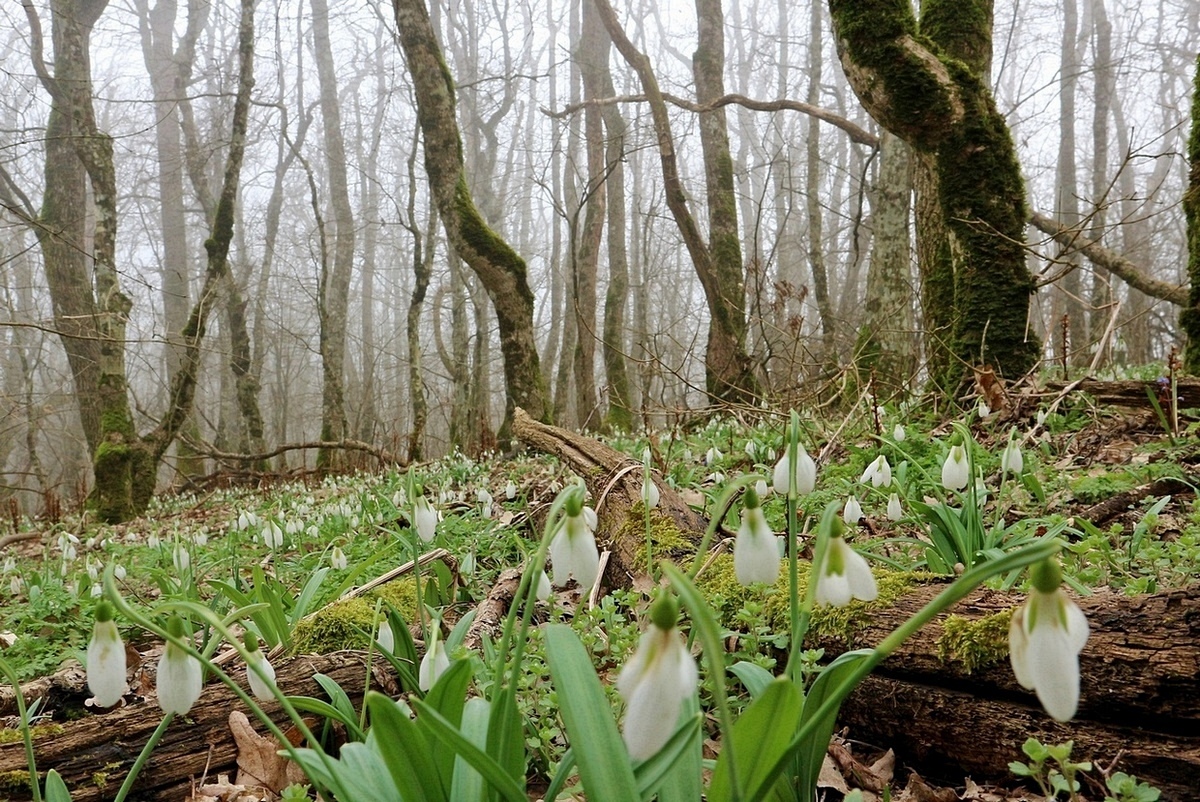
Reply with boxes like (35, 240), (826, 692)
(392, 0), (548, 440)
(830, 0), (1040, 391)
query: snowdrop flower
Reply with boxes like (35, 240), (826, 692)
(90, 583), (103, 598)
(87, 601), (126, 707)
(505, 480), (518, 500)
(842, 495), (863, 525)
(1001, 431), (1024, 475)
(705, 447), (722, 466)
(734, 486), (779, 585)
(860, 455), (892, 488)
(419, 626), (450, 692)
(814, 529), (877, 607)
(1036, 408), (1048, 426)
(887, 493), (903, 521)
(172, 542), (191, 573)
(147, 532), (161, 549)
(744, 441), (756, 459)
(114, 564), (126, 581)
(157, 616), (202, 716)
(10, 575), (23, 595)
(262, 521), (283, 550)
(1009, 558), (1089, 722)
(978, 401), (992, 419)
(244, 633), (276, 701)
(892, 423), (906, 442)
(773, 442), (817, 498)
(330, 547), (348, 571)
(617, 595), (698, 760)
(941, 443), (969, 491)
(376, 620), (395, 654)
(642, 474), (660, 509)
(413, 495), (438, 543)
(535, 569), (553, 602)
(973, 475), (989, 506)
(755, 479), (770, 498)
(549, 488), (600, 593)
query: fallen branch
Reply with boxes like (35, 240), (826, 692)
(186, 438), (403, 469)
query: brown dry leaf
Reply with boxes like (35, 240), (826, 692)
(897, 771), (959, 802)
(974, 365), (1009, 414)
(229, 710), (292, 792)
(829, 742), (890, 793)
(868, 749), (895, 786)
(817, 754), (850, 794)
(190, 773), (268, 802)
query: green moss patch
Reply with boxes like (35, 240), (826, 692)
(290, 578), (420, 654)
(936, 610), (1013, 673)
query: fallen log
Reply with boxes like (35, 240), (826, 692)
(1041, 378), (1200, 411)
(807, 584), (1200, 793)
(513, 407), (707, 586)
(0, 651), (396, 801)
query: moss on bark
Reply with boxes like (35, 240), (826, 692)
(1183, 53), (1200, 374)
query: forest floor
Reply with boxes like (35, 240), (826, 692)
(1, 377), (1198, 801)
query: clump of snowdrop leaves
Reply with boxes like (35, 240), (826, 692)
(941, 439), (969, 492)
(734, 485), (779, 585)
(813, 521), (878, 607)
(157, 616), (203, 716)
(549, 485), (600, 593)
(860, 454), (892, 488)
(87, 600), (127, 708)
(244, 633), (277, 701)
(1009, 557), (1089, 722)
(617, 593), (698, 760)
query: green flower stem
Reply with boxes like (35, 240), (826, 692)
(102, 569), (346, 801)
(662, 563), (742, 802)
(686, 473), (762, 580)
(787, 504), (831, 684)
(746, 537), (1063, 800)
(0, 657), (42, 802)
(407, 472), (426, 640)
(113, 713), (173, 802)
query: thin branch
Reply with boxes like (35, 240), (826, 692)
(183, 438), (402, 468)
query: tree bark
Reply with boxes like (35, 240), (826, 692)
(1183, 53), (1200, 373)
(1054, 0), (1087, 365)
(392, 0), (548, 440)
(806, 0), (836, 360)
(830, 0), (1040, 391)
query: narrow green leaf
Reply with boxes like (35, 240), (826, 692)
(286, 695), (364, 739)
(43, 770), (71, 802)
(419, 659), (473, 786)
(655, 694), (702, 802)
(729, 661), (775, 700)
(484, 681), (526, 802)
(795, 649), (873, 802)
(634, 712), (702, 800)
(450, 697), (491, 802)
(446, 609), (477, 652)
(411, 698), (528, 802)
(313, 673), (358, 732)
(708, 678), (803, 802)
(543, 748), (577, 802)
(292, 567), (330, 627)
(544, 624), (640, 801)
(365, 691), (446, 802)
(290, 743), (399, 801)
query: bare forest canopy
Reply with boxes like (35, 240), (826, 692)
(0, 0), (1197, 518)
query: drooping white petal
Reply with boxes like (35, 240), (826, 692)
(814, 537), (876, 607)
(842, 496), (863, 525)
(941, 445), (969, 491)
(842, 545), (878, 602)
(246, 650), (277, 701)
(376, 621), (395, 654)
(413, 497), (438, 542)
(330, 547), (348, 570)
(157, 642), (203, 716)
(773, 445), (817, 497)
(887, 493), (903, 521)
(734, 506), (780, 585)
(1008, 606), (1034, 689)
(419, 635), (450, 692)
(1025, 619), (1081, 722)
(892, 424), (906, 442)
(860, 455), (892, 488)
(535, 570), (553, 602)
(814, 571), (852, 607)
(642, 477), (660, 509)
(1001, 441), (1024, 474)
(618, 626), (698, 760)
(549, 513), (600, 592)
(87, 620), (127, 708)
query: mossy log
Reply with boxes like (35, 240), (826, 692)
(512, 407), (707, 585)
(810, 583), (1200, 793)
(1041, 377), (1200, 410)
(0, 651), (396, 801)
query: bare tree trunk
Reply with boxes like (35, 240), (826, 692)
(1054, 0), (1087, 366)
(830, 0), (1040, 392)
(404, 139), (432, 461)
(1185, 52), (1200, 373)
(311, 0), (354, 469)
(1088, 0), (1116, 363)
(806, 1), (836, 361)
(392, 0), (548, 440)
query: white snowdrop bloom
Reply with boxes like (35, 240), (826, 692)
(413, 495), (438, 542)
(157, 618), (202, 716)
(705, 447), (722, 466)
(87, 559), (100, 581)
(617, 597), (698, 760)
(763, 447), (777, 464)
(147, 532), (161, 549)
(1009, 559), (1089, 722)
(941, 444), (969, 491)
(245, 637), (277, 701)
(773, 443), (817, 498)
(744, 441), (757, 459)
(62, 541), (78, 564)
(330, 547), (348, 571)
(306, 525), (319, 539)
(734, 489), (780, 585)
(860, 455), (892, 488)
(393, 490), (407, 508)
(887, 493), (903, 521)
(419, 628), (451, 692)
(505, 480), (518, 500)
(973, 475), (989, 506)
(90, 583), (103, 598)
(192, 529), (208, 547)
(376, 620), (395, 654)
(87, 601), (126, 708)
(1036, 408), (1048, 426)
(9, 575), (22, 595)
(642, 474), (660, 509)
(842, 495), (864, 525)
(978, 401), (992, 418)
(237, 512), (251, 531)
(114, 564), (126, 581)
(548, 491), (600, 593)
(262, 521), (283, 550)
(755, 479), (770, 498)
(535, 570), (553, 602)
(814, 535), (877, 607)
(2, 557), (14, 573)
(477, 488), (493, 506)
(172, 542), (191, 573)
(892, 423), (906, 442)
(1001, 433), (1024, 475)
(286, 519), (302, 535)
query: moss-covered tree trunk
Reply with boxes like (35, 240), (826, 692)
(829, 0), (1040, 391)
(1183, 53), (1200, 374)
(392, 0), (548, 439)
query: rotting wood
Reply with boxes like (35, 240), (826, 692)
(0, 651), (396, 802)
(1075, 476), (1194, 527)
(512, 407), (707, 585)
(1041, 377), (1200, 410)
(462, 567), (521, 651)
(839, 674), (1200, 798)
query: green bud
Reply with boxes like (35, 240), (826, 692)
(563, 485), (584, 517)
(94, 600), (115, 623)
(244, 632), (260, 653)
(743, 485), (761, 509)
(648, 593), (679, 631)
(1030, 557), (1062, 593)
(949, 432), (964, 447)
(166, 615), (186, 639)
